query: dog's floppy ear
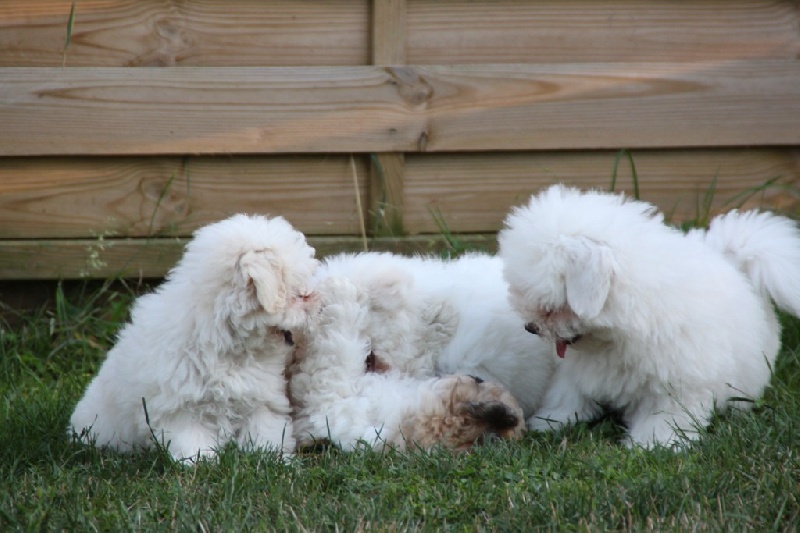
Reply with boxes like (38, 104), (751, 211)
(238, 249), (286, 314)
(560, 235), (615, 319)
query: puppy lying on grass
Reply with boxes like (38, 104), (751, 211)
(290, 277), (525, 452)
(70, 214), (318, 462)
(314, 251), (555, 419)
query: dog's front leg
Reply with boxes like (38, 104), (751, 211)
(528, 369), (601, 431)
(239, 410), (295, 457)
(159, 413), (219, 463)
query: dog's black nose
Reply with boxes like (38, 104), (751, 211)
(524, 322), (540, 335)
(469, 375), (485, 384)
(281, 330), (294, 346)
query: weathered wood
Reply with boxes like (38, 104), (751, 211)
(403, 149), (800, 233)
(2, 62), (799, 156)
(0, 0), (369, 67)
(372, 0), (406, 64)
(407, 0), (800, 63)
(2, 150), (795, 241)
(0, 156), (369, 238)
(369, 153), (405, 236)
(2, 1), (796, 67)
(0, 235), (498, 280)
(370, 0), (407, 236)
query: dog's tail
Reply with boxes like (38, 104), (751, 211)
(701, 209), (800, 317)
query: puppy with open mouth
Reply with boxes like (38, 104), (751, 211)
(499, 184), (800, 449)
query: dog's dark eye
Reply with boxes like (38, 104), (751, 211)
(469, 375), (485, 384)
(281, 330), (294, 346)
(524, 322), (540, 335)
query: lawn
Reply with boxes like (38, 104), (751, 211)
(1, 264), (799, 530)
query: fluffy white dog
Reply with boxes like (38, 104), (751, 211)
(499, 184), (800, 448)
(315, 252), (555, 418)
(70, 214), (318, 461)
(290, 277), (525, 452)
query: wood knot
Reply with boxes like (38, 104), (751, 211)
(385, 67), (434, 108)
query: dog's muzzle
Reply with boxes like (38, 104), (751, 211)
(524, 322), (540, 335)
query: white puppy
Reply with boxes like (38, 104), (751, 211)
(70, 214), (318, 461)
(315, 252), (555, 418)
(499, 184), (800, 448)
(290, 277), (525, 452)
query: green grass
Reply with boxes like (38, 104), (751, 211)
(4, 167), (800, 530)
(2, 280), (799, 530)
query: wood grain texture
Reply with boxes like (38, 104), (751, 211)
(0, 234), (498, 280)
(2, 149), (796, 241)
(0, 0), (369, 67)
(372, 0), (406, 64)
(2, 1), (796, 67)
(370, 0), (407, 235)
(403, 149), (800, 233)
(2, 62), (799, 156)
(369, 153), (405, 236)
(0, 156), (369, 238)
(407, 0), (800, 63)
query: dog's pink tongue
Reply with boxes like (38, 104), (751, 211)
(556, 340), (568, 359)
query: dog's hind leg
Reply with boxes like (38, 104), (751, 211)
(623, 394), (711, 449)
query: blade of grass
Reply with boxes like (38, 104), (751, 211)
(350, 155), (368, 252)
(609, 149), (640, 199)
(722, 176), (790, 210)
(62, 1), (77, 67)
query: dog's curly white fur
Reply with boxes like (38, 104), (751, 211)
(499, 184), (800, 448)
(69, 214), (318, 461)
(315, 252), (555, 418)
(290, 277), (525, 452)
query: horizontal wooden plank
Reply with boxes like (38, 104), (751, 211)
(404, 149), (800, 233)
(2, 149), (797, 241)
(2, 62), (799, 155)
(0, 156), (369, 238)
(1, 1), (796, 67)
(0, 0), (369, 67)
(408, 0), (800, 63)
(0, 235), (498, 280)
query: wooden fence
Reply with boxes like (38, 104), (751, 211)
(0, 0), (799, 279)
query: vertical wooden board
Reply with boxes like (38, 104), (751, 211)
(407, 0), (800, 63)
(404, 150), (800, 234)
(369, 153), (405, 236)
(372, 0), (407, 64)
(0, 0), (370, 67)
(0, 156), (369, 238)
(370, 0), (407, 235)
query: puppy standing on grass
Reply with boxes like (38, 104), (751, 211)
(499, 184), (800, 448)
(70, 214), (318, 461)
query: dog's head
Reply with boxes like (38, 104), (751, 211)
(313, 253), (458, 376)
(175, 214), (319, 337)
(400, 374), (525, 452)
(499, 186), (619, 357)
